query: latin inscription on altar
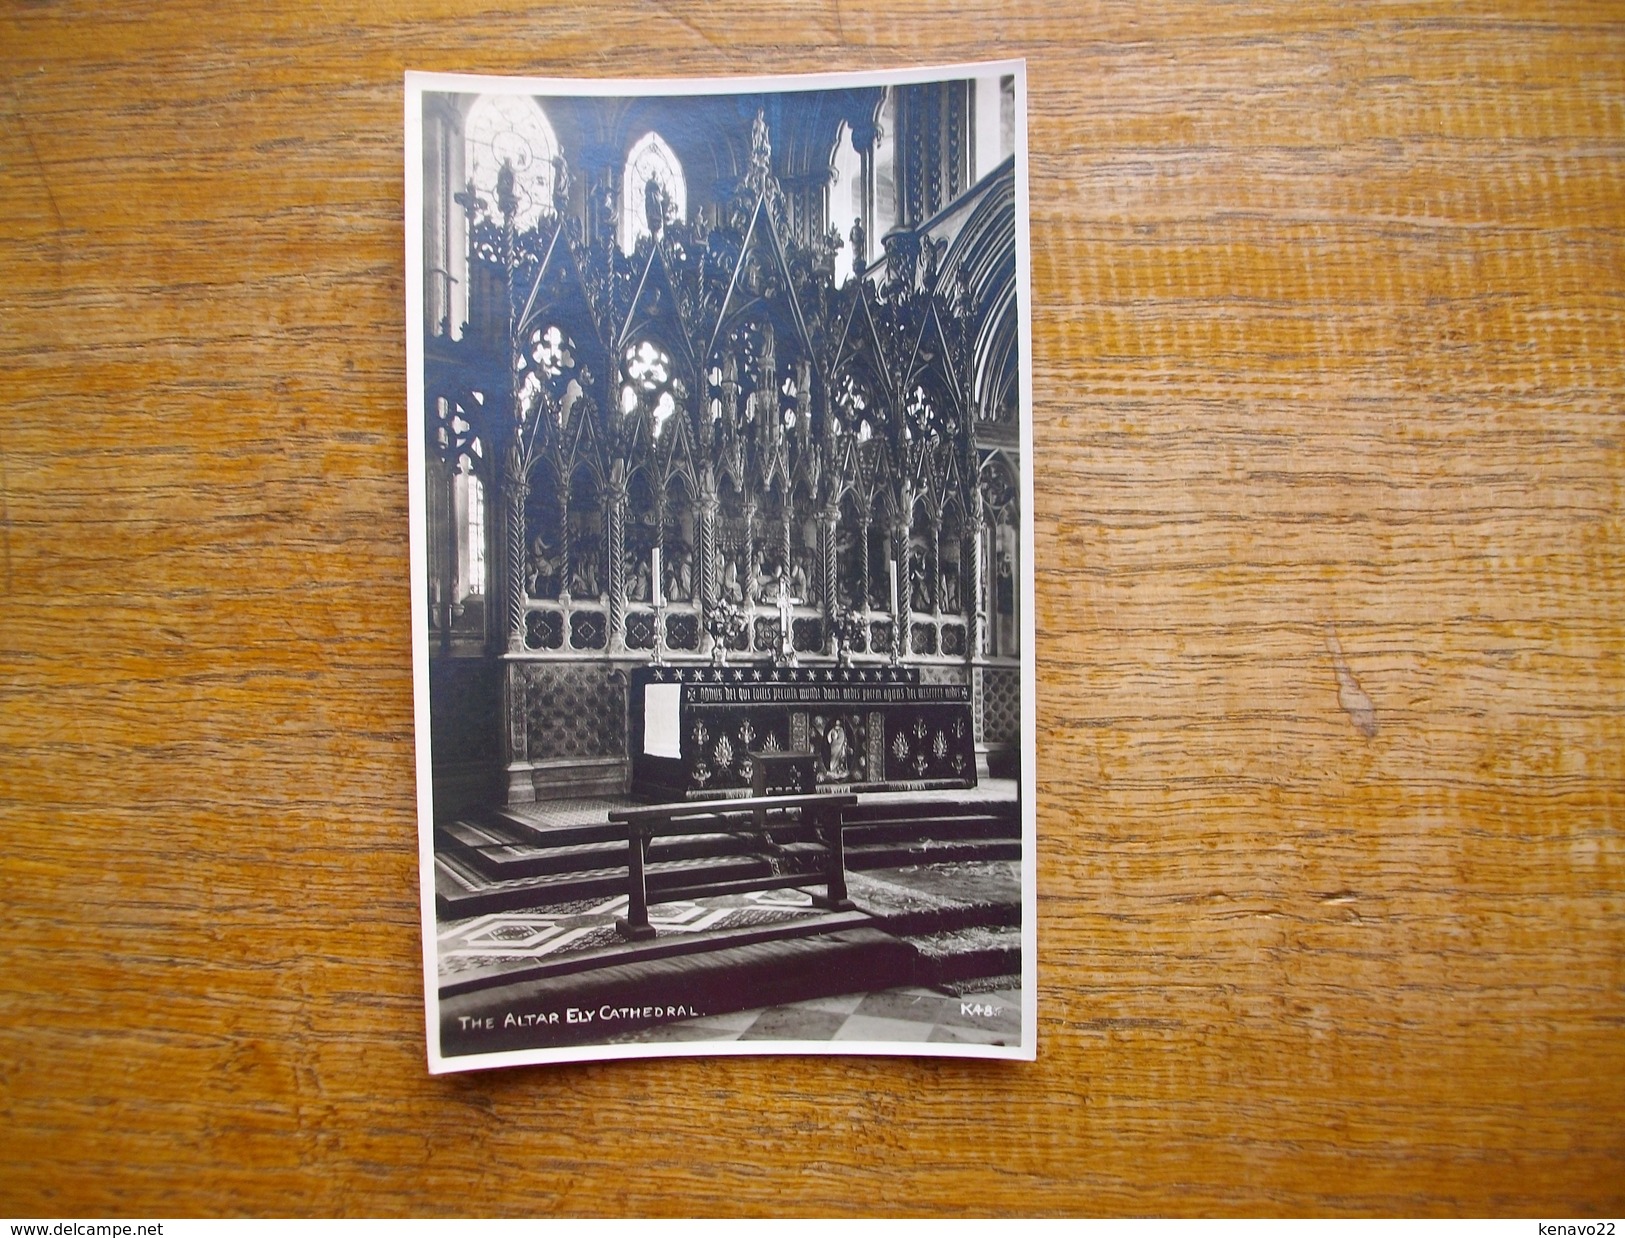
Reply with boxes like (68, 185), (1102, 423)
(689, 684), (966, 705)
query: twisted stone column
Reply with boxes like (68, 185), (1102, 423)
(433, 463), (454, 654)
(558, 486), (572, 599)
(742, 497), (757, 601)
(966, 483), (986, 660)
(821, 505), (840, 655)
(821, 505), (839, 612)
(607, 463), (627, 653)
(780, 508), (792, 595)
(504, 439), (529, 654)
(930, 516), (942, 615)
(856, 509), (871, 614)
(893, 518), (911, 660)
(697, 481), (720, 662)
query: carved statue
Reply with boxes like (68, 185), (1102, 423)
(527, 537), (562, 599)
(757, 326), (778, 443)
(849, 216), (867, 272)
(675, 550), (692, 602)
(832, 525), (858, 607)
(495, 159), (518, 223)
(592, 183), (616, 246)
(571, 552), (600, 599)
(883, 230), (920, 289)
(551, 154), (572, 218)
(922, 237), (946, 288)
(742, 251), (765, 296)
(644, 176), (668, 238)
(826, 720), (850, 780)
(662, 548), (693, 604)
(572, 382), (598, 431)
(910, 553), (932, 612)
(770, 569), (802, 664)
(817, 226), (841, 276)
(795, 360), (812, 438)
(750, 109), (771, 175)
(753, 555), (778, 603)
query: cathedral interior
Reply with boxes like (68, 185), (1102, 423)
(419, 74), (1023, 809)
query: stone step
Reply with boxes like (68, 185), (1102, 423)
(439, 818), (527, 850)
(442, 827), (763, 881)
(457, 796), (1017, 843)
(434, 850), (779, 918)
(841, 799), (1018, 826)
(906, 924), (1023, 988)
(435, 795), (1023, 918)
(843, 813), (1018, 845)
(846, 862), (1023, 938)
(846, 838), (1023, 871)
(485, 805), (816, 850)
(439, 924), (916, 1057)
(482, 810), (622, 849)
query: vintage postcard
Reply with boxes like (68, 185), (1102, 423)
(405, 63), (1036, 1071)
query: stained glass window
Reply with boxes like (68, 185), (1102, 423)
(622, 340), (678, 439)
(828, 121), (865, 287)
(620, 132), (686, 254)
(465, 94), (558, 232)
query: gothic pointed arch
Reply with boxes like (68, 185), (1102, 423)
(465, 94), (560, 234)
(707, 195), (815, 367)
(940, 165), (1017, 424)
(977, 450), (1021, 658)
(523, 456), (566, 601)
(621, 131), (686, 255)
(421, 74), (1025, 815)
(513, 228), (612, 387)
(619, 245), (696, 362)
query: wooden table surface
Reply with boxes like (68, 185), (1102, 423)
(3, 0), (1621, 1217)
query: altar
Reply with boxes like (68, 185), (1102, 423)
(629, 664), (977, 801)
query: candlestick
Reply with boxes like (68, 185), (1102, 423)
(889, 558), (898, 614)
(651, 546), (661, 607)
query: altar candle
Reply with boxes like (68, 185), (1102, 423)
(889, 558), (898, 614)
(651, 546), (662, 607)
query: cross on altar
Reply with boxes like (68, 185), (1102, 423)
(772, 573), (802, 664)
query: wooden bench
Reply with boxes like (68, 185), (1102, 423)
(607, 792), (858, 941)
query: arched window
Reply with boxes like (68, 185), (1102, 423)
(523, 461), (564, 602)
(620, 132), (686, 254)
(620, 339), (679, 440)
(828, 122), (865, 287)
(833, 368), (882, 443)
(427, 396), (490, 651)
(873, 89), (897, 235)
(979, 457), (1020, 658)
(465, 94), (558, 232)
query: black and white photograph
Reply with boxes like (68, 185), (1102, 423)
(405, 64), (1035, 1071)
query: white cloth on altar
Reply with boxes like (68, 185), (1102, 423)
(643, 683), (682, 758)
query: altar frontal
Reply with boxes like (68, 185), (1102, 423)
(632, 664), (975, 799)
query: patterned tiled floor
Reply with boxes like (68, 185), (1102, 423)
(437, 886), (828, 984)
(601, 983), (1023, 1046)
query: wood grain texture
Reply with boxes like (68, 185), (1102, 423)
(2, 0), (1621, 1216)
